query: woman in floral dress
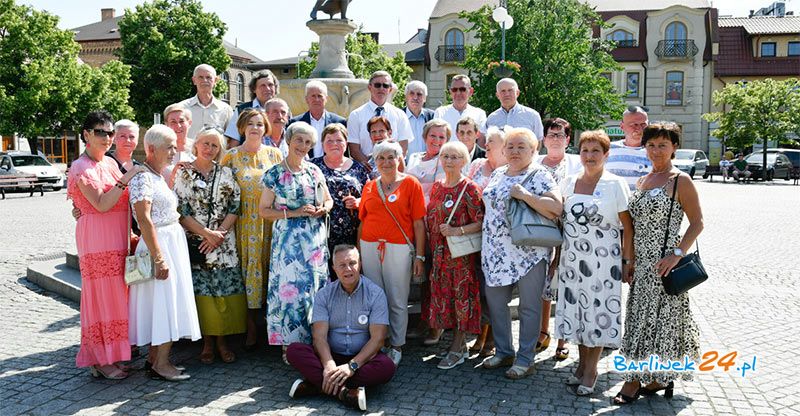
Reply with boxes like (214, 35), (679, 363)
(259, 122), (332, 363)
(221, 108), (283, 350)
(175, 129), (246, 364)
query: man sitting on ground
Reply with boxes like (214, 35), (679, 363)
(286, 244), (395, 411)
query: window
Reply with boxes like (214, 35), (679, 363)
(607, 30), (636, 47)
(665, 22), (688, 56)
(665, 71), (683, 106)
(220, 72), (230, 102)
(626, 72), (640, 97)
(787, 42), (799, 56)
(445, 28), (464, 47)
(440, 29), (465, 62)
(761, 42), (777, 57)
(236, 73), (245, 103)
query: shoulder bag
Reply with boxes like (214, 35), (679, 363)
(445, 180), (482, 258)
(660, 176), (708, 295)
(505, 168), (563, 247)
(187, 163), (217, 265)
(124, 204), (154, 285)
(375, 178), (417, 260)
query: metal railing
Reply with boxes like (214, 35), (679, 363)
(655, 39), (699, 59)
(436, 45), (466, 63)
(613, 39), (638, 48)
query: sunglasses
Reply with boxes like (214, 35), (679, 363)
(371, 82), (392, 89)
(90, 128), (115, 137)
(450, 87), (468, 92)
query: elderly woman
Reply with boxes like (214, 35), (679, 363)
(259, 121), (333, 363)
(613, 123), (703, 405)
(425, 142), (484, 369)
(106, 119), (140, 173)
(536, 118), (583, 361)
(406, 119), (451, 204)
(128, 124), (201, 381)
(174, 128), (246, 365)
(221, 108), (283, 350)
(366, 116), (405, 178)
(68, 110), (144, 379)
(310, 123), (370, 274)
(555, 131), (632, 396)
(467, 126), (507, 190)
(480, 127), (563, 379)
(358, 141), (426, 367)
(455, 117), (485, 163)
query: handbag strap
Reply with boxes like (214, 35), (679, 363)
(660, 175), (680, 258)
(446, 179), (469, 225)
(375, 177), (415, 250)
(204, 162), (218, 228)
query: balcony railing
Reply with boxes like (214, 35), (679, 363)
(612, 39), (638, 48)
(655, 39), (699, 59)
(436, 45), (466, 64)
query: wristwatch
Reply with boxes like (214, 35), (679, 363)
(673, 248), (685, 257)
(415, 255), (426, 262)
(622, 258), (633, 265)
(348, 360), (359, 372)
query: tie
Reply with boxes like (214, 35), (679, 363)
(374, 106), (384, 117)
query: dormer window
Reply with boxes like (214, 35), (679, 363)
(607, 29), (636, 47)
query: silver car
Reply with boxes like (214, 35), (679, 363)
(673, 149), (709, 179)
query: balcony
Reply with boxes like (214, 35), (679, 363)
(613, 39), (638, 48)
(655, 39), (699, 60)
(436, 45), (465, 64)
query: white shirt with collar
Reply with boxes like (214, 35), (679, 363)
(434, 104), (487, 142)
(405, 107), (428, 155)
(224, 99), (265, 143)
(347, 100), (413, 156)
(309, 112), (327, 158)
(484, 103), (544, 139)
(180, 95), (234, 140)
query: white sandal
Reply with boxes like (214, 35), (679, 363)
(505, 364), (536, 379)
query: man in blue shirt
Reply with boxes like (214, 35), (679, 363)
(286, 244), (394, 411)
(484, 78), (543, 140)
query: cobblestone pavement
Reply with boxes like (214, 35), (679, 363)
(1, 181), (799, 415)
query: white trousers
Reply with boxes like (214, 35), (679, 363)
(360, 239), (413, 347)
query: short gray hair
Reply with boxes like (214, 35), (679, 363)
(369, 70), (392, 84)
(265, 98), (289, 112)
(439, 141), (470, 164)
(622, 105), (648, 118)
(143, 124), (176, 155)
(286, 121), (317, 147)
(372, 140), (403, 160)
(451, 74), (472, 88)
(250, 69), (279, 96)
(485, 126), (507, 146)
(332, 244), (359, 258)
(114, 119), (139, 132)
(496, 77), (518, 91)
(193, 63), (216, 77)
(405, 80), (427, 96)
(305, 80), (328, 96)
(163, 103), (192, 121)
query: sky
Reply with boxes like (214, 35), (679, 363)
(22, 0), (799, 62)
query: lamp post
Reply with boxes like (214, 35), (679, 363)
(492, 5), (515, 77)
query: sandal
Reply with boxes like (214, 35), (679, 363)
(90, 365), (128, 380)
(200, 351), (214, 365)
(505, 363), (536, 380)
(612, 382), (642, 405)
(565, 375), (582, 386)
(554, 347), (570, 361)
(218, 349), (236, 364)
(534, 331), (551, 353)
(437, 350), (467, 370)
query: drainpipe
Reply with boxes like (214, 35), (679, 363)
(640, 60), (647, 107)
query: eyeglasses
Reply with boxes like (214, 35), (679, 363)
(369, 129), (389, 136)
(441, 155), (464, 161)
(545, 133), (567, 139)
(371, 82), (392, 89)
(91, 129), (115, 137)
(450, 87), (468, 93)
(201, 125), (225, 134)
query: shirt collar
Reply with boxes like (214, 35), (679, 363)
(252, 99), (265, 109)
(335, 277), (363, 296)
(188, 95), (220, 109)
(501, 103), (521, 115)
(405, 107), (424, 119)
(310, 111), (325, 122)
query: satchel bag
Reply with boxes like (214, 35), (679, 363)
(660, 176), (708, 295)
(505, 168), (563, 247)
(445, 181), (482, 258)
(124, 205), (154, 285)
(186, 164), (218, 265)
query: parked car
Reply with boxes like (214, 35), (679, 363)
(744, 150), (792, 181)
(673, 149), (709, 179)
(0, 151), (64, 190)
(768, 148), (800, 168)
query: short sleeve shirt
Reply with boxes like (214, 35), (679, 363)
(347, 101), (414, 156)
(484, 103), (543, 139)
(606, 140), (651, 191)
(180, 95), (234, 140)
(434, 104), (487, 141)
(358, 176), (426, 245)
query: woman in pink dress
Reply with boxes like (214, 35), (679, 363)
(67, 110), (143, 379)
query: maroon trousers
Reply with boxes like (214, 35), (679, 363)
(286, 343), (396, 389)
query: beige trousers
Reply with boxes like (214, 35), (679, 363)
(360, 239), (413, 347)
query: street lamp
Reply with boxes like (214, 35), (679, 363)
(492, 6), (514, 62)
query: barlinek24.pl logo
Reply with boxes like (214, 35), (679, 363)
(612, 350), (757, 378)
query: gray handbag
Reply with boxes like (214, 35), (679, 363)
(505, 168), (563, 247)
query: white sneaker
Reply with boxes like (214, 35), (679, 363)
(386, 348), (402, 367)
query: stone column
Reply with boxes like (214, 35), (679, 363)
(306, 19), (357, 79)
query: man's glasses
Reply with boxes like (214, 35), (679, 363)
(91, 129), (115, 137)
(371, 83), (392, 89)
(450, 87), (468, 93)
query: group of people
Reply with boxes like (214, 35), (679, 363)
(68, 63), (704, 411)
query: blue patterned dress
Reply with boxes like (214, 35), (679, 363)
(262, 162), (329, 345)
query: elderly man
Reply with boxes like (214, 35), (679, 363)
(607, 105), (651, 190)
(225, 70), (282, 148)
(286, 244), (394, 411)
(403, 80), (435, 156)
(287, 80), (347, 158)
(434, 74), (487, 144)
(265, 98), (291, 157)
(456, 117), (485, 163)
(484, 78), (543, 140)
(347, 70), (413, 165)
(179, 64), (233, 140)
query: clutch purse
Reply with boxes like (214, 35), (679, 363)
(125, 251), (154, 285)
(660, 176), (707, 295)
(505, 168), (563, 247)
(445, 181), (482, 258)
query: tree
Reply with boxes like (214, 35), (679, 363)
(118, 0), (231, 125)
(0, 0), (133, 147)
(297, 32), (413, 107)
(460, 0), (625, 131)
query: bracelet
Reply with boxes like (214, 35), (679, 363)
(460, 226), (465, 235)
(282, 208), (288, 220)
(622, 258), (633, 265)
(115, 181), (127, 190)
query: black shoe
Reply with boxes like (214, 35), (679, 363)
(611, 390), (641, 405)
(639, 381), (674, 398)
(289, 379), (319, 398)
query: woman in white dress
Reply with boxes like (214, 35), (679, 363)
(555, 130), (633, 396)
(129, 124), (201, 381)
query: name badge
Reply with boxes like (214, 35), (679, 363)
(358, 314), (368, 325)
(649, 188), (661, 197)
(196, 179), (207, 189)
(444, 200), (454, 208)
(387, 194), (398, 203)
(593, 190), (601, 198)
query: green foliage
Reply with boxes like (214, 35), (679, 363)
(118, 0), (231, 125)
(0, 0), (132, 139)
(460, 0), (625, 131)
(703, 78), (800, 150)
(297, 32), (413, 107)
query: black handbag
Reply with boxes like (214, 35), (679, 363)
(187, 163), (218, 265)
(660, 176), (707, 295)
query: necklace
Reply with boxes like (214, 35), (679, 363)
(283, 159), (302, 174)
(650, 166), (673, 174)
(142, 161), (161, 176)
(380, 177), (399, 193)
(83, 151), (100, 163)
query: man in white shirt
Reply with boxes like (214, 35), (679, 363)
(607, 106), (651, 190)
(287, 80), (347, 158)
(225, 69), (280, 148)
(265, 98), (291, 157)
(347, 71), (413, 165)
(484, 78), (543, 140)
(180, 63), (233, 140)
(434, 75), (487, 145)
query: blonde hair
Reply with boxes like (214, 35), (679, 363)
(504, 127), (538, 151)
(439, 141), (470, 163)
(192, 128), (227, 162)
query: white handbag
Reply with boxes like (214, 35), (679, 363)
(124, 207), (154, 285)
(445, 181), (482, 259)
